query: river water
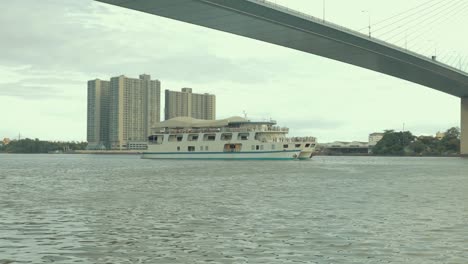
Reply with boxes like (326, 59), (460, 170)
(0, 154), (467, 263)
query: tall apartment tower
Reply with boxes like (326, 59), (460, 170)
(86, 74), (161, 150)
(109, 74), (161, 150)
(87, 79), (110, 149)
(165, 88), (216, 120)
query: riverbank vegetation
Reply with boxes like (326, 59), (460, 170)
(372, 127), (460, 156)
(0, 138), (87, 153)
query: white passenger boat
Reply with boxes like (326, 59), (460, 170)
(142, 116), (316, 160)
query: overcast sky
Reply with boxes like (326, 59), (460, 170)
(1, 0), (467, 142)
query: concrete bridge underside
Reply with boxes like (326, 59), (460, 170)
(96, 0), (468, 155)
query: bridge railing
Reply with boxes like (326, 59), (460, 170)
(249, 0), (467, 75)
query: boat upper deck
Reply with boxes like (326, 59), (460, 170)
(149, 116), (317, 144)
(152, 126), (290, 134)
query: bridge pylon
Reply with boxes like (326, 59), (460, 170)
(462, 97), (468, 156)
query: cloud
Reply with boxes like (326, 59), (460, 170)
(0, 82), (62, 99)
(0, 66), (87, 99)
(0, 0), (309, 87)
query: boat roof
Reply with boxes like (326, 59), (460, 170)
(154, 116), (249, 129)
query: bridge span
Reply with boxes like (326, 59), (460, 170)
(95, 0), (468, 155)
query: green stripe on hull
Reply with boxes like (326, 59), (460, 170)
(141, 157), (296, 160)
(143, 150), (299, 155)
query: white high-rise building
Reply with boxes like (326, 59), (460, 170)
(164, 88), (216, 120)
(109, 74), (161, 150)
(87, 79), (110, 150)
(87, 74), (161, 150)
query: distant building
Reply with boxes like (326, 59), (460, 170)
(109, 74), (161, 150)
(165, 88), (216, 120)
(435, 131), (446, 140)
(369, 133), (384, 147)
(87, 74), (161, 150)
(320, 141), (369, 155)
(87, 79), (110, 150)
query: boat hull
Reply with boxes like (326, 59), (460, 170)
(298, 150), (314, 160)
(141, 150), (301, 160)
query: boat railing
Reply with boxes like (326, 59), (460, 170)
(282, 137), (317, 143)
(152, 126), (289, 134)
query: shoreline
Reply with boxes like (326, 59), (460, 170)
(0, 152), (463, 157)
(315, 153), (462, 158)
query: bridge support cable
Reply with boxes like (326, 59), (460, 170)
(442, 51), (460, 66)
(368, 0), (448, 35)
(459, 56), (467, 71)
(399, 4), (468, 46)
(460, 56), (468, 71)
(420, 3), (468, 61)
(394, 1), (468, 46)
(356, 0), (444, 33)
(350, 0), (468, 69)
(444, 53), (461, 68)
(398, 12), (468, 62)
(369, 0), (468, 68)
(378, 0), (465, 42)
(371, 0), (460, 39)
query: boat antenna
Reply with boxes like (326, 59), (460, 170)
(243, 110), (248, 119)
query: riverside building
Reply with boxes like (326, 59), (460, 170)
(87, 74), (161, 150)
(87, 79), (110, 150)
(164, 88), (216, 120)
(368, 132), (385, 153)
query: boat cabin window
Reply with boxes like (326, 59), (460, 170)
(205, 146), (209, 151)
(169, 135), (184, 142)
(224, 144), (242, 153)
(251, 145), (255, 150)
(188, 146), (195, 152)
(188, 134), (199, 141)
(272, 144), (276, 150)
(200, 146), (204, 151)
(177, 146), (180, 151)
(260, 145), (264, 150)
(203, 134), (216, 141)
(238, 133), (249, 140)
(305, 144), (311, 148)
(256, 145), (260, 150)
(283, 144), (288, 148)
(221, 133), (232, 141)
(148, 135), (163, 144)
(295, 144), (301, 148)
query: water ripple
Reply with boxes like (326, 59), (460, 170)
(0, 154), (467, 263)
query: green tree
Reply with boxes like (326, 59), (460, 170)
(409, 140), (426, 154)
(372, 130), (415, 156)
(3, 138), (87, 153)
(373, 127), (460, 156)
(440, 127), (460, 154)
